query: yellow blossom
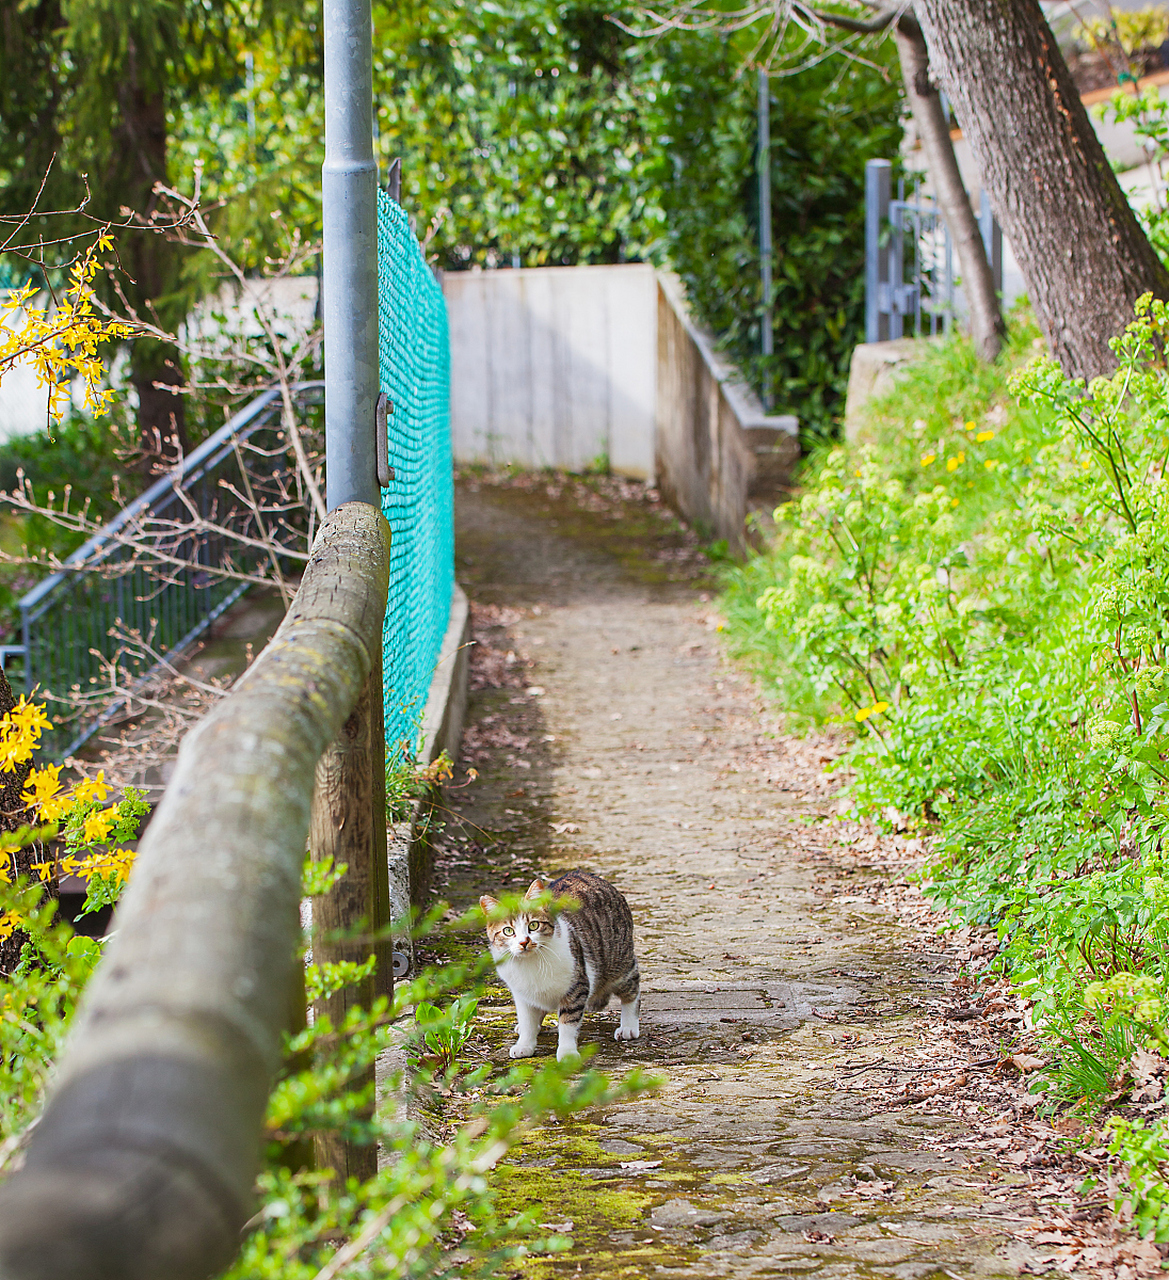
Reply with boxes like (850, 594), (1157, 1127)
(9, 698), (51, 738)
(82, 808), (116, 844)
(964, 420), (977, 431)
(984, 459), (998, 471)
(855, 700), (889, 723)
(40, 794), (73, 823)
(976, 430), (995, 442)
(946, 457), (959, 472)
(0, 696), (52, 774)
(921, 453), (937, 466)
(73, 771), (109, 806)
(61, 846), (136, 883)
(951, 498), (959, 508)
(22, 763), (62, 810)
(0, 239), (130, 421)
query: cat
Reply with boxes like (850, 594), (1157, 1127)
(480, 868), (641, 1061)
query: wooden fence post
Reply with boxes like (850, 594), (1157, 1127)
(310, 646), (392, 1182)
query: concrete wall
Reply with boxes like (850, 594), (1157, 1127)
(654, 273), (799, 548)
(444, 263), (800, 548)
(444, 262), (657, 478)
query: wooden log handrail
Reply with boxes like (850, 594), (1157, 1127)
(0, 502), (391, 1280)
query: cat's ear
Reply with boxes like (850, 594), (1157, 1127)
(525, 879), (546, 899)
(480, 895), (500, 916)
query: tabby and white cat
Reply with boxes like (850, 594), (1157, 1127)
(480, 868), (641, 1061)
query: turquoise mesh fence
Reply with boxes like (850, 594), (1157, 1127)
(376, 191), (454, 760)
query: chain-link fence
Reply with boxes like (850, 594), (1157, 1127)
(15, 192), (452, 766)
(376, 191), (454, 761)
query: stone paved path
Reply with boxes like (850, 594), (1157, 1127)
(434, 477), (1034, 1279)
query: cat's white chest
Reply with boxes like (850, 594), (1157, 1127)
(495, 926), (574, 1012)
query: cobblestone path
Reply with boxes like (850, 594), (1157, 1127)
(432, 476), (1036, 1280)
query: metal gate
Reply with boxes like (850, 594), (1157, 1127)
(864, 157), (1002, 344)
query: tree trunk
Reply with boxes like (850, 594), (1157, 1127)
(913, 0), (1169, 381)
(894, 14), (1005, 363)
(130, 340), (188, 474)
(114, 32), (189, 468)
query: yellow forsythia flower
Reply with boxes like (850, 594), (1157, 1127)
(73, 771), (109, 806)
(921, 453), (937, 466)
(976, 430), (995, 442)
(82, 808), (116, 844)
(855, 700), (889, 722)
(22, 763), (61, 809)
(0, 696), (52, 774)
(946, 457), (959, 472)
(985, 459), (998, 471)
(62, 846), (136, 883)
(964, 420), (977, 431)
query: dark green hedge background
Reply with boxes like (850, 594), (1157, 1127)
(372, 1), (903, 438)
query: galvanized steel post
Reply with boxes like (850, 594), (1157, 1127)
(757, 68), (773, 409)
(323, 0), (379, 509)
(317, 0), (393, 1187)
(865, 158), (892, 344)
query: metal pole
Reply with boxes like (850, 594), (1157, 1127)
(865, 159), (891, 343)
(323, 0), (379, 510)
(318, 0), (392, 1188)
(979, 188), (1003, 298)
(757, 68), (773, 410)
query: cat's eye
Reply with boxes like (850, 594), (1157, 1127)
(502, 926), (515, 937)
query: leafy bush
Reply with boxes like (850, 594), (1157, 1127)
(366, 1), (902, 435)
(1109, 1116), (1169, 1240)
(728, 303), (1169, 1265)
(722, 299), (1169, 1212)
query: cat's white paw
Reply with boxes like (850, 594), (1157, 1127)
(556, 1046), (581, 1063)
(614, 1024), (640, 1041)
(509, 1042), (537, 1058)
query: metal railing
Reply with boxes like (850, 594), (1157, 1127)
(864, 157), (1002, 344)
(12, 381), (323, 759)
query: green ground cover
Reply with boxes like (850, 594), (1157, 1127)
(721, 301), (1169, 1232)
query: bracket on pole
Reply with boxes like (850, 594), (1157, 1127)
(376, 391), (395, 487)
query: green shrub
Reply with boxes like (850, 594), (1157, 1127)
(721, 297), (1169, 1107)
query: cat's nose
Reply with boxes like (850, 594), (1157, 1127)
(518, 937), (532, 950)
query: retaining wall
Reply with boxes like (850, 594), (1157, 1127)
(444, 263), (799, 549)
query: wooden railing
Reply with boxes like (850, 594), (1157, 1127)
(0, 502), (391, 1280)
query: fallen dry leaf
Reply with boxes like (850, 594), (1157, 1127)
(1006, 1053), (1047, 1074)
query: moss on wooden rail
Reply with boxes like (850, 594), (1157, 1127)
(0, 502), (391, 1280)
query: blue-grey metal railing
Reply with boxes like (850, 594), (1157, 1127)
(864, 157), (1002, 344)
(13, 381), (323, 759)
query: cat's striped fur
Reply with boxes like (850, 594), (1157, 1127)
(480, 868), (641, 1061)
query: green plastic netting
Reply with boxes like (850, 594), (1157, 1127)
(377, 191), (454, 761)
